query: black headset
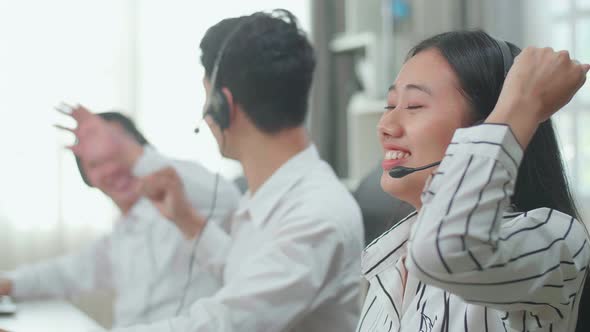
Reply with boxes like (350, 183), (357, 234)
(200, 21), (251, 132)
(493, 37), (514, 77)
(204, 47), (231, 130)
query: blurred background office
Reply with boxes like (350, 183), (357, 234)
(0, 0), (588, 328)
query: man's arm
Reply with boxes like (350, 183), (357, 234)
(1, 236), (113, 300)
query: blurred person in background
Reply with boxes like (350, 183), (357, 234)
(0, 109), (240, 329)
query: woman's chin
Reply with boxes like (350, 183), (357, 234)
(380, 170), (417, 206)
(380, 169), (403, 196)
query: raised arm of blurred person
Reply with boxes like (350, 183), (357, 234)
(65, 106), (239, 226)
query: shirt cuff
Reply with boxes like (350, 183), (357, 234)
(446, 123), (524, 177)
(131, 145), (172, 177)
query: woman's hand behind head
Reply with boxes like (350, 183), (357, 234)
(497, 47), (589, 124)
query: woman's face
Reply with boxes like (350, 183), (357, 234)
(379, 48), (473, 208)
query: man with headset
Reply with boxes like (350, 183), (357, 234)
(0, 110), (241, 328)
(107, 8), (365, 332)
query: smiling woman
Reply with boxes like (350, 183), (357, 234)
(379, 49), (473, 208)
(357, 30), (590, 332)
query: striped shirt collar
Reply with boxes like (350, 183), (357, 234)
(362, 211), (417, 278)
(235, 144), (319, 228)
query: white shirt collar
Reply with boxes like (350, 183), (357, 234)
(235, 144), (320, 228)
(118, 198), (157, 232)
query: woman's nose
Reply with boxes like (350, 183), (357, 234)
(377, 109), (404, 139)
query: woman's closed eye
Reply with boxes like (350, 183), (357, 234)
(383, 105), (424, 111)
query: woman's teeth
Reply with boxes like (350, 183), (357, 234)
(385, 150), (410, 160)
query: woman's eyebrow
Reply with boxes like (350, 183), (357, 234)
(388, 83), (433, 96)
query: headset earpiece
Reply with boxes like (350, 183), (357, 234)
(493, 37), (514, 77)
(196, 16), (254, 134)
(206, 89), (230, 130)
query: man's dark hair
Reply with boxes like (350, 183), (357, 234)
(199, 9), (316, 134)
(75, 112), (149, 187)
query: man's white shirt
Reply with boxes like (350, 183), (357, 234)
(112, 144), (365, 332)
(6, 147), (241, 327)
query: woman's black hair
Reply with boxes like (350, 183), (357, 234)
(75, 112), (149, 187)
(407, 30), (580, 220)
(408, 30), (587, 331)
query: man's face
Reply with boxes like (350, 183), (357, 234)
(81, 121), (141, 208)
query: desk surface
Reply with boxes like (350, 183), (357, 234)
(0, 300), (103, 332)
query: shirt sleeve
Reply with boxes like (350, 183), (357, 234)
(132, 146), (240, 229)
(109, 215), (344, 332)
(406, 123), (590, 327)
(131, 146), (240, 279)
(5, 235), (113, 300)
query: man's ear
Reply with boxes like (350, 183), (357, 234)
(221, 87), (237, 123)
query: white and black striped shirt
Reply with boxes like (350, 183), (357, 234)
(357, 124), (590, 332)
